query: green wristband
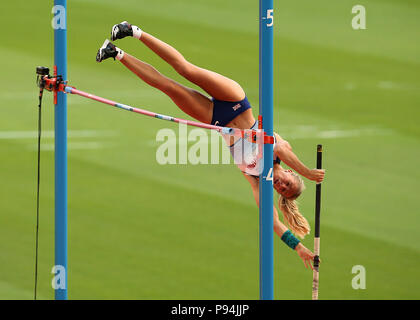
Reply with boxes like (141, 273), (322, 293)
(281, 230), (300, 250)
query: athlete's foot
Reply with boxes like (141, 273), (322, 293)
(96, 39), (122, 62)
(111, 21), (142, 41)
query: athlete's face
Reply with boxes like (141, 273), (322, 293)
(273, 169), (298, 198)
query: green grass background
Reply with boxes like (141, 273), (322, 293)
(1, 0), (419, 299)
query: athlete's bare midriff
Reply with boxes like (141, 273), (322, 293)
(223, 108), (256, 145)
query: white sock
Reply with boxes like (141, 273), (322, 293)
(132, 25), (143, 39)
(116, 47), (125, 61)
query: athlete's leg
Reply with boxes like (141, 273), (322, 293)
(139, 32), (246, 102)
(120, 53), (213, 123)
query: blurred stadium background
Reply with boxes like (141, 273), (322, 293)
(1, 0), (419, 299)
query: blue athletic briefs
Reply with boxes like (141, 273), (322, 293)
(211, 96), (252, 127)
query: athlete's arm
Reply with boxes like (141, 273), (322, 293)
(273, 133), (324, 183)
(242, 172), (316, 270)
(242, 173), (288, 238)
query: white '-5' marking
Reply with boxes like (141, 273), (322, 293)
(266, 9), (274, 27)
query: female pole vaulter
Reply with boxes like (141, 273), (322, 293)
(96, 22), (325, 269)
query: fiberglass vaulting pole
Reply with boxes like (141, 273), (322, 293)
(53, 0), (68, 300)
(259, 0), (274, 300)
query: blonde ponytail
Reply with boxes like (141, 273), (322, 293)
(278, 196), (310, 239)
(278, 173), (310, 239)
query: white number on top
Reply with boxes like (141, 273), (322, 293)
(267, 9), (274, 27)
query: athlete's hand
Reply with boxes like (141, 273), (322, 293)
(307, 169), (325, 183)
(295, 243), (316, 270)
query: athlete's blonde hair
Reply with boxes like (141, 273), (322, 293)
(278, 173), (310, 239)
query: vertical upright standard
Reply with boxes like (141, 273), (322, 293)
(53, 0), (68, 300)
(312, 144), (323, 300)
(259, 0), (274, 300)
(50, 0), (272, 300)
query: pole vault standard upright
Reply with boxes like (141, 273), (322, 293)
(48, 0), (274, 300)
(259, 0), (274, 300)
(53, 0), (68, 300)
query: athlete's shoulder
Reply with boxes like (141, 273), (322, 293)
(242, 171), (259, 187)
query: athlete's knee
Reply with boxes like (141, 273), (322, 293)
(147, 73), (174, 93)
(173, 59), (194, 78)
(157, 78), (184, 98)
(146, 76), (166, 90)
